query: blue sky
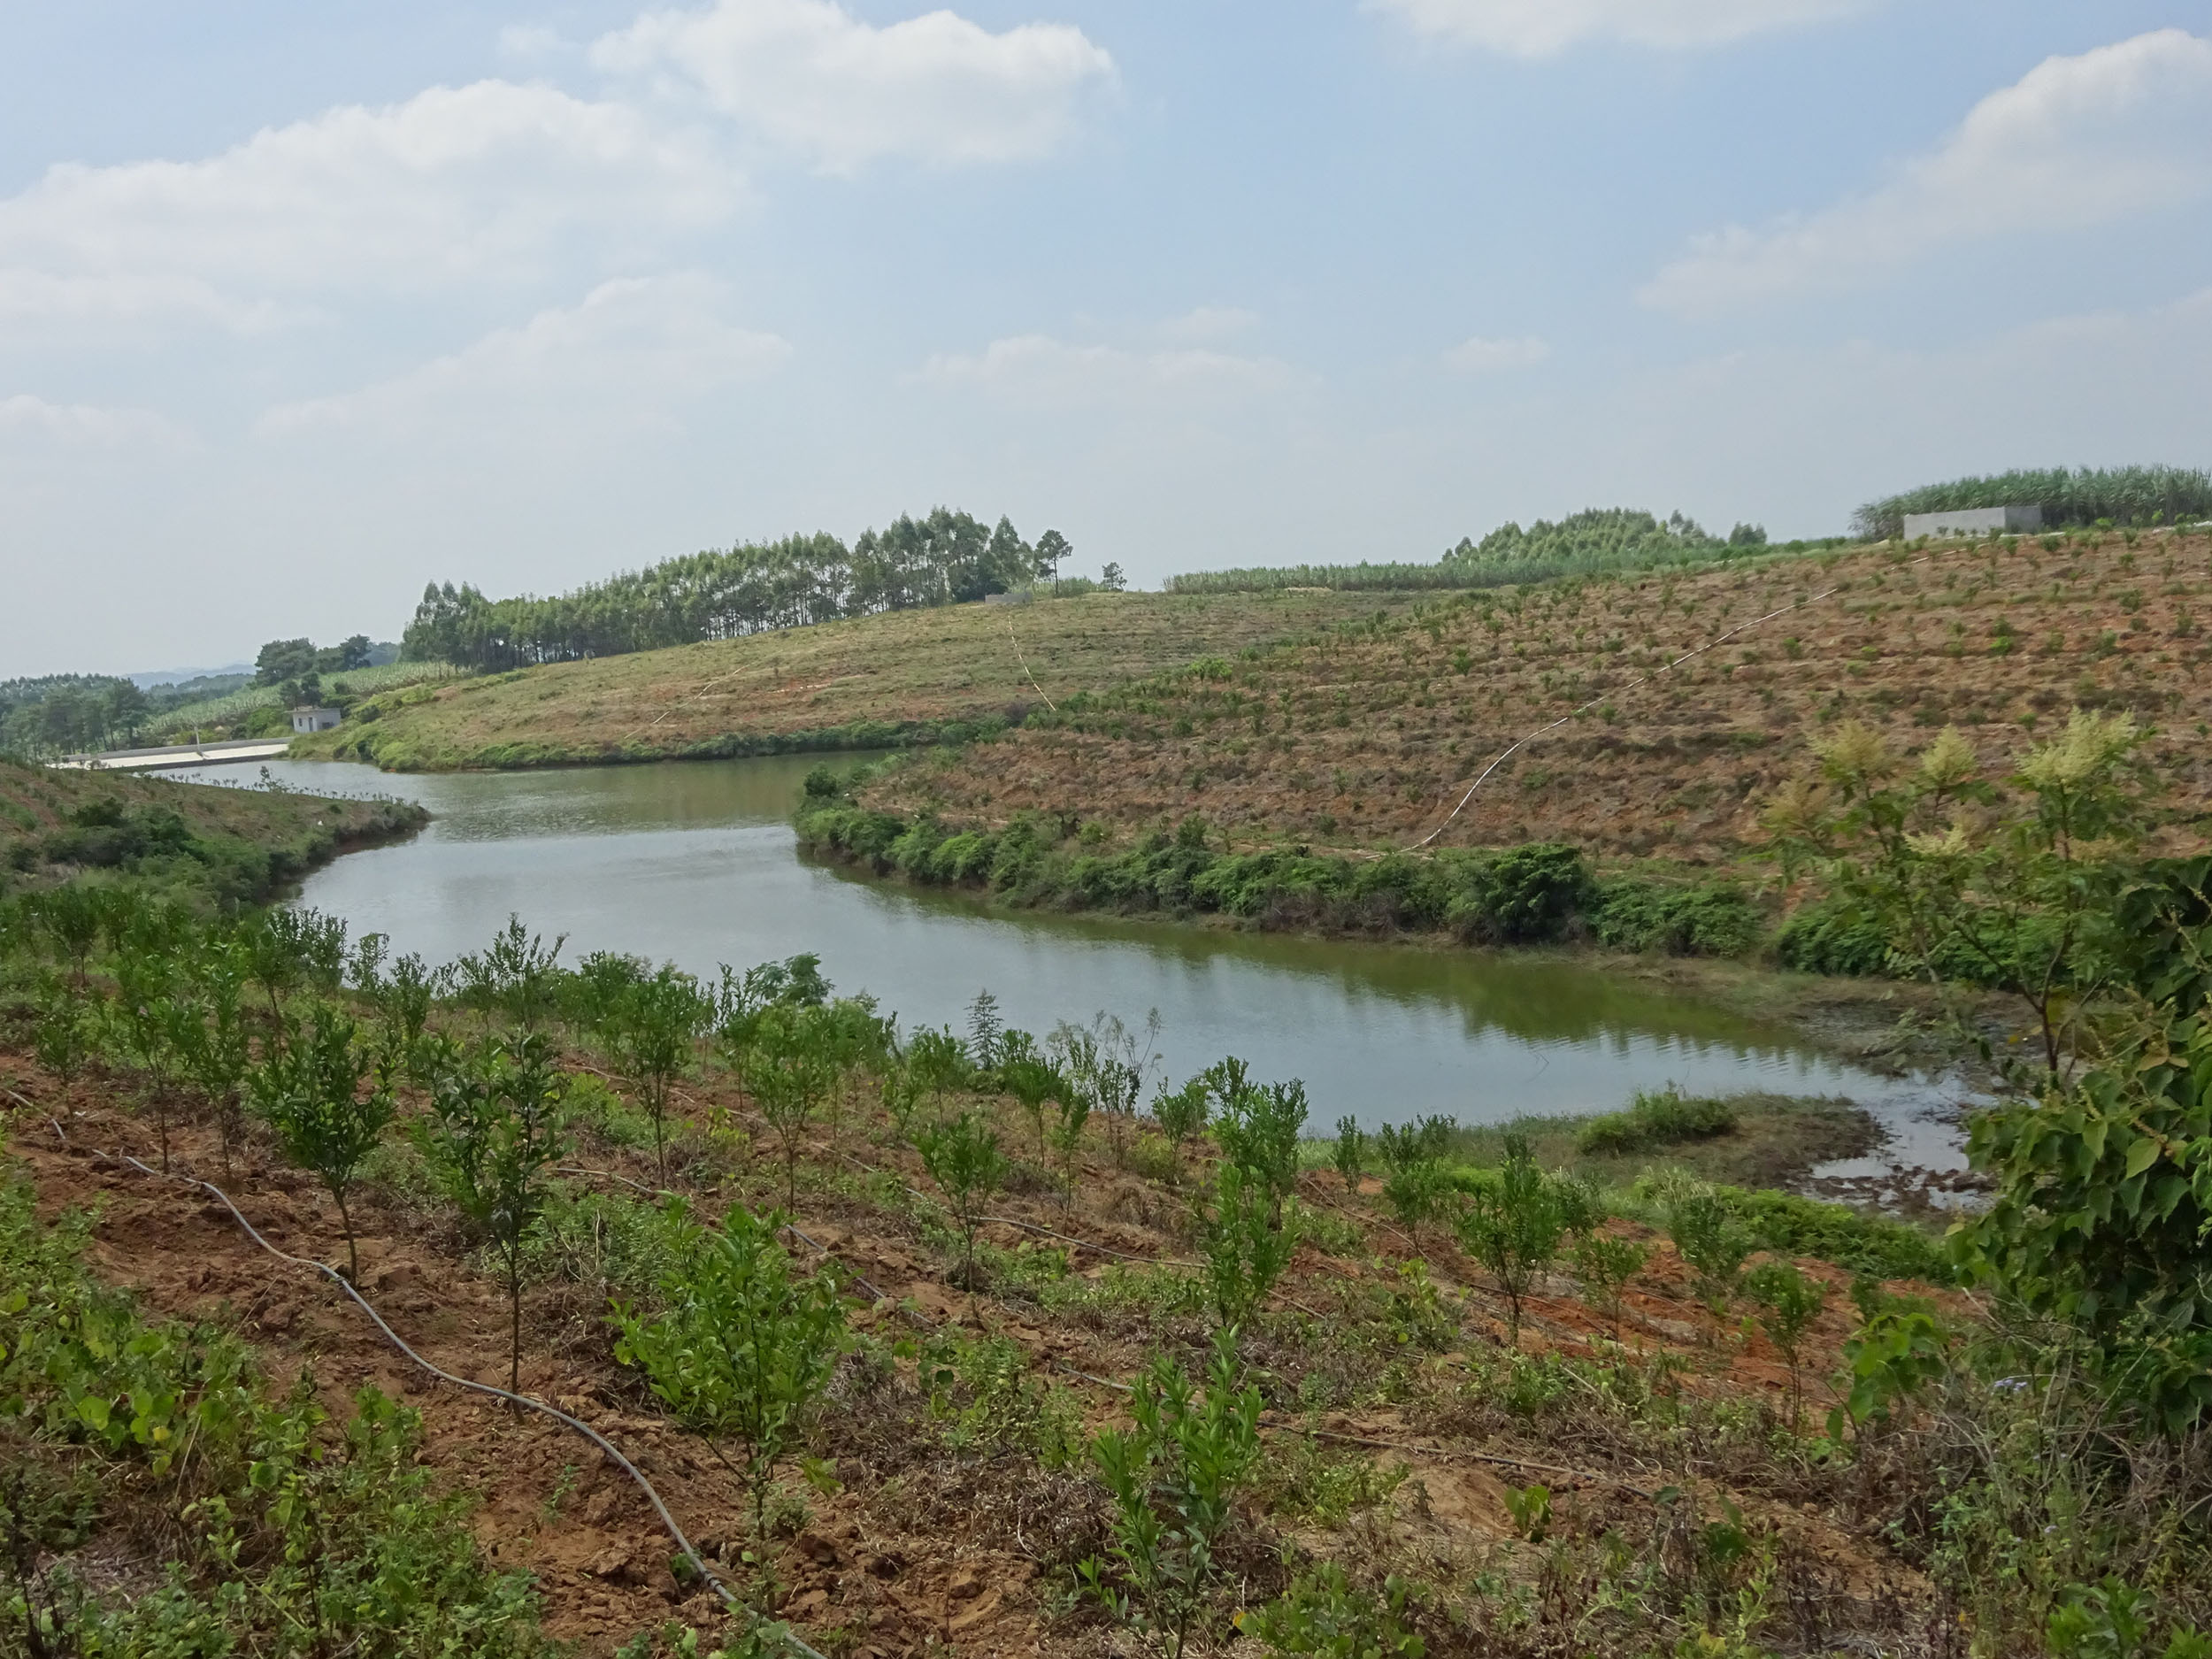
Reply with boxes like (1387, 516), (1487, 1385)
(3, 0), (2208, 675)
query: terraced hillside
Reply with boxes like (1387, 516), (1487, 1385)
(854, 527), (2212, 866)
(297, 590), (1417, 771)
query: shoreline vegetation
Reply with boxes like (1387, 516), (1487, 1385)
(1, 756), (426, 909)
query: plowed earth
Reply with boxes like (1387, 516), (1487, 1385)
(863, 530), (2212, 863)
(4, 1042), (1955, 1656)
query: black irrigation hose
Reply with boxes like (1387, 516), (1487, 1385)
(37, 1119), (829, 1659)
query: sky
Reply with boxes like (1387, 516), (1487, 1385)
(3, 0), (2209, 677)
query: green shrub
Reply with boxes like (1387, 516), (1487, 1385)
(1773, 897), (1893, 976)
(1082, 1332), (1262, 1657)
(1594, 879), (1764, 957)
(1239, 1563), (1426, 1657)
(613, 1203), (849, 1555)
(1576, 1087), (1738, 1156)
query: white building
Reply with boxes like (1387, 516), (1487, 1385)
(1901, 504), (2044, 539)
(289, 706), (341, 733)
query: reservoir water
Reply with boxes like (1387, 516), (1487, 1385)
(173, 756), (1968, 1164)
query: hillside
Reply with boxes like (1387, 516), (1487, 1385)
(847, 526), (2212, 866)
(0, 757), (425, 906)
(297, 590), (1417, 771)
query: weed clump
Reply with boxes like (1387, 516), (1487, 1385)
(1577, 1086), (1738, 1156)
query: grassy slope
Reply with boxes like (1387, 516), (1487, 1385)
(857, 528), (2212, 865)
(294, 590), (1417, 771)
(0, 757), (426, 905)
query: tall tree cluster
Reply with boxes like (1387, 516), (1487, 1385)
(403, 510), (1074, 672)
(0, 676), (152, 757)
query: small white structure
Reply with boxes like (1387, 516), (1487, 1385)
(289, 705), (342, 733)
(982, 589), (1033, 606)
(1902, 503), (2044, 539)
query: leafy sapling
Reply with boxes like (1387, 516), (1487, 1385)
(615, 1203), (849, 1564)
(250, 1004), (395, 1283)
(1210, 1064), (1309, 1228)
(1083, 1329), (1262, 1659)
(1374, 1115), (1456, 1176)
(1744, 1258), (1827, 1425)
(999, 1051), (1065, 1164)
(1199, 1163), (1296, 1328)
(1570, 1232), (1649, 1340)
(1238, 1563), (1427, 1659)
(419, 1033), (569, 1396)
(1152, 1077), (1210, 1167)
(1454, 1135), (1570, 1348)
(1049, 1079), (1093, 1202)
(603, 964), (711, 1179)
(1669, 1193), (1755, 1333)
(915, 1110), (1010, 1289)
(905, 1025), (970, 1110)
(736, 1003), (840, 1207)
(1385, 1161), (1456, 1250)
(1333, 1116), (1367, 1188)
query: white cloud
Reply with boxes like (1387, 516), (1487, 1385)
(0, 393), (186, 447)
(258, 275), (787, 436)
(592, 0), (1116, 171)
(0, 80), (736, 331)
(918, 333), (1302, 410)
(1644, 29), (2212, 314)
(1371, 0), (1872, 57)
(1443, 334), (1549, 373)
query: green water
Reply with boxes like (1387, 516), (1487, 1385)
(169, 754), (1964, 1157)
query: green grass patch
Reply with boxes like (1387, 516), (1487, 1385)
(1576, 1086), (1739, 1155)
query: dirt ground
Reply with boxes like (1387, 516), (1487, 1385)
(0, 1032), (1965, 1657)
(864, 528), (2212, 863)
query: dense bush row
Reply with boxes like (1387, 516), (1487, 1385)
(1163, 508), (1847, 596)
(322, 709), (1024, 772)
(1855, 465), (2212, 541)
(796, 781), (1764, 957)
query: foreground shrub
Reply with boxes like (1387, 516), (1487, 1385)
(613, 1203), (849, 1561)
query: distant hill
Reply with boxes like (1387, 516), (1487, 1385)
(126, 663), (254, 690)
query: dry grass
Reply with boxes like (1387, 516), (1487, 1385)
(297, 590), (1417, 772)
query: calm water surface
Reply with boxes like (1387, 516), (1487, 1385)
(172, 756), (1968, 1164)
